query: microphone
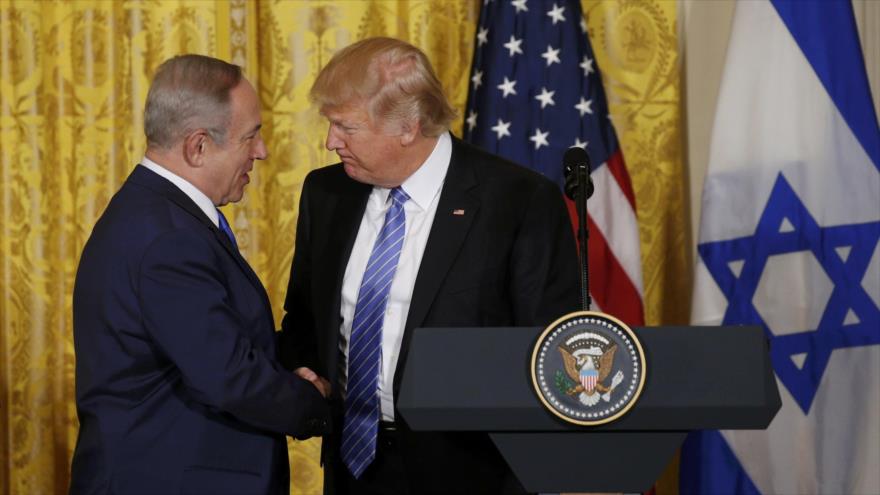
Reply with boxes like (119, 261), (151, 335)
(563, 146), (594, 311)
(562, 146), (594, 200)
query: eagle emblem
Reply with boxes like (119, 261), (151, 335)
(557, 334), (625, 406)
(531, 311), (646, 425)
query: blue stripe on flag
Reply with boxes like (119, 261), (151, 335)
(680, 430), (761, 495)
(770, 0), (880, 170)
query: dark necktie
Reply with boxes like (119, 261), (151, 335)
(341, 186), (409, 479)
(217, 209), (238, 249)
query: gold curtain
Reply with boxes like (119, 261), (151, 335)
(0, 1), (684, 494)
(583, 0), (691, 329)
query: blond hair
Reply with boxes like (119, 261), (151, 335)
(310, 37), (456, 136)
(144, 54), (242, 148)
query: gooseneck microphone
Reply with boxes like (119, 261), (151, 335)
(563, 146), (593, 311)
(562, 146), (594, 201)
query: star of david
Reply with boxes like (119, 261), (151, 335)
(698, 173), (880, 414)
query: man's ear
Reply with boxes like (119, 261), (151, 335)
(183, 130), (209, 167)
(399, 119), (421, 147)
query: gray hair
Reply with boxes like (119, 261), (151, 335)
(144, 54), (242, 148)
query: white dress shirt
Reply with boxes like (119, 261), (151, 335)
(339, 132), (452, 421)
(141, 157), (219, 227)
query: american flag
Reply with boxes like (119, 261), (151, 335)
(464, 0), (644, 325)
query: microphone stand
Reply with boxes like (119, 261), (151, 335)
(576, 165), (591, 311)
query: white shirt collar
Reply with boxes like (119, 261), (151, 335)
(141, 156), (220, 227)
(375, 132), (452, 210)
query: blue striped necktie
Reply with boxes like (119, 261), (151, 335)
(217, 209), (238, 249)
(342, 186), (409, 479)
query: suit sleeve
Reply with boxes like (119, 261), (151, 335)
(278, 175), (320, 372)
(509, 179), (581, 326)
(138, 228), (329, 437)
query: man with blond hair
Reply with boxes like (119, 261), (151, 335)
(71, 54), (330, 494)
(280, 37), (579, 494)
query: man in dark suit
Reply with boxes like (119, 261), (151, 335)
(279, 38), (580, 494)
(70, 54), (330, 495)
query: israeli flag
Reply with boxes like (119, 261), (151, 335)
(681, 1), (880, 493)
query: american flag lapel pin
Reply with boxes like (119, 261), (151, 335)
(452, 209), (465, 216)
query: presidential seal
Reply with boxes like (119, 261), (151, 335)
(531, 311), (646, 425)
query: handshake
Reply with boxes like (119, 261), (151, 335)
(294, 367), (331, 398)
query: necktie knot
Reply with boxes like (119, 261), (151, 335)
(217, 209), (238, 249)
(390, 186), (410, 206)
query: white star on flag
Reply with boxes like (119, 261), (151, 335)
(573, 137), (588, 149)
(529, 128), (550, 149)
(477, 27), (489, 46)
(512, 0), (528, 13)
(575, 96), (593, 117)
(580, 55), (594, 76)
(491, 118), (511, 139)
(497, 77), (517, 98)
(546, 3), (566, 25)
(503, 35), (524, 57)
(534, 87), (556, 108)
(471, 70), (483, 90)
(466, 110), (478, 131)
(541, 45), (561, 66)
(580, 18), (587, 33)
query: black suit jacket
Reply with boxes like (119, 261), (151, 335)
(70, 165), (330, 495)
(280, 137), (579, 493)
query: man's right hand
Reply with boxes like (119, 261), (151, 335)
(294, 367), (331, 398)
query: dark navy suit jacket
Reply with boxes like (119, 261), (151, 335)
(70, 165), (329, 494)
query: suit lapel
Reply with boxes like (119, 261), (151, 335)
(318, 175), (371, 381)
(210, 226), (274, 317)
(394, 141), (480, 394)
(129, 165), (273, 318)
